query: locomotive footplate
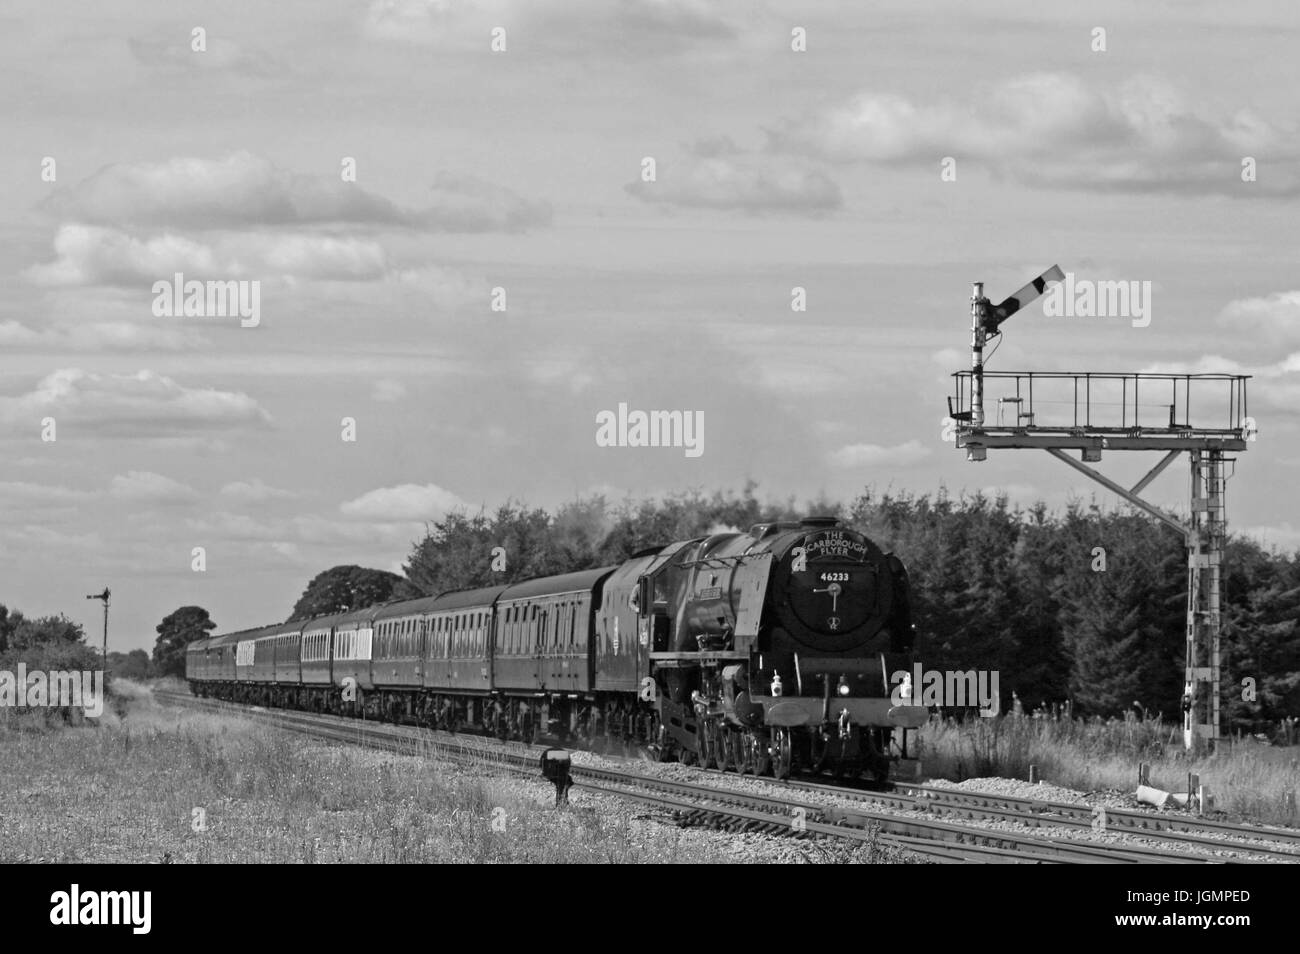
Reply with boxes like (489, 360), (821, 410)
(648, 651), (749, 668)
(748, 694), (929, 729)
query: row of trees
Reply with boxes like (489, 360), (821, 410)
(0, 604), (217, 680)
(11, 484), (1296, 730)
(0, 605), (102, 674)
(392, 486), (1300, 727)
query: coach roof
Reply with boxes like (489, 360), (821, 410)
(372, 595), (442, 621)
(206, 622), (283, 647)
(499, 567), (617, 602)
(429, 584), (509, 612)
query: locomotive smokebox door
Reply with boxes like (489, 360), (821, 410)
(539, 747), (573, 806)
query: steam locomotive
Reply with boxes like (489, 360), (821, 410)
(186, 517), (925, 781)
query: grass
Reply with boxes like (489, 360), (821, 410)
(0, 686), (917, 863)
(919, 714), (1300, 827)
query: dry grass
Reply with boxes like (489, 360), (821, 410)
(0, 703), (699, 862)
(919, 715), (1300, 826)
(0, 690), (917, 863)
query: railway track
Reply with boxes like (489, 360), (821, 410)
(775, 777), (1300, 862)
(155, 689), (1295, 864)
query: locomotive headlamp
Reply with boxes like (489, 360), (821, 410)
(837, 675), (850, 697)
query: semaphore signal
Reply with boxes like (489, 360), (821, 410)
(947, 267), (1252, 752)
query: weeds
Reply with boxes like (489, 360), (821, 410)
(919, 714), (1300, 826)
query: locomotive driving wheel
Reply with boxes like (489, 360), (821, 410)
(730, 729), (750, 774)
(716, 725), (733, 772)
(702, 719), (722, 769)
(748, 731), (771, 776)
(771, 727), (794, 780)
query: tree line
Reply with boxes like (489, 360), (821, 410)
(8, 484), (1296, 731)
(393, 485), (1300, 729)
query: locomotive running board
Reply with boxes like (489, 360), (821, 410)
(649, 651), (749, 668)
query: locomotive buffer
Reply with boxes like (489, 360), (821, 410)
(947, 267), (1253, 752)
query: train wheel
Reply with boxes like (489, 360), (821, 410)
(748, 731), (771, 777)
(771, 727), (793, 780)
(716, 726), (733, 772)
(730, 729), (749, 774)
(701, 720), (720, 769)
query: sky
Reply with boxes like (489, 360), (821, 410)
(2, 0), (1298, 653)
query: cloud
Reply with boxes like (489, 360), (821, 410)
(25, 225), (221, 287)
(128, 34), (282, 77)
(24, 224), (492, 291)
(0, 369), (272, 437)
(109, 470), (199, 504)
(219, 479), (297, 503)
(0, 320), (206, 352)
(363, 0), (735, 53)
(625, 155), (842, 214)
(244, 233), (388, 280)
(371, 380), (408, 402)
(41, 153), (549, 232)
(0, 482), (96, 516)
(340, 482), (468, 521)
(422, 173), (552, 231)
(767, 73), (1300, 197)
(1138, 352), (1300, 417)
(389, 265), (488, 309)
(828, 439), (932, 468)
(25, 224), (391, 287)
(1219, 290), (1300, 347)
